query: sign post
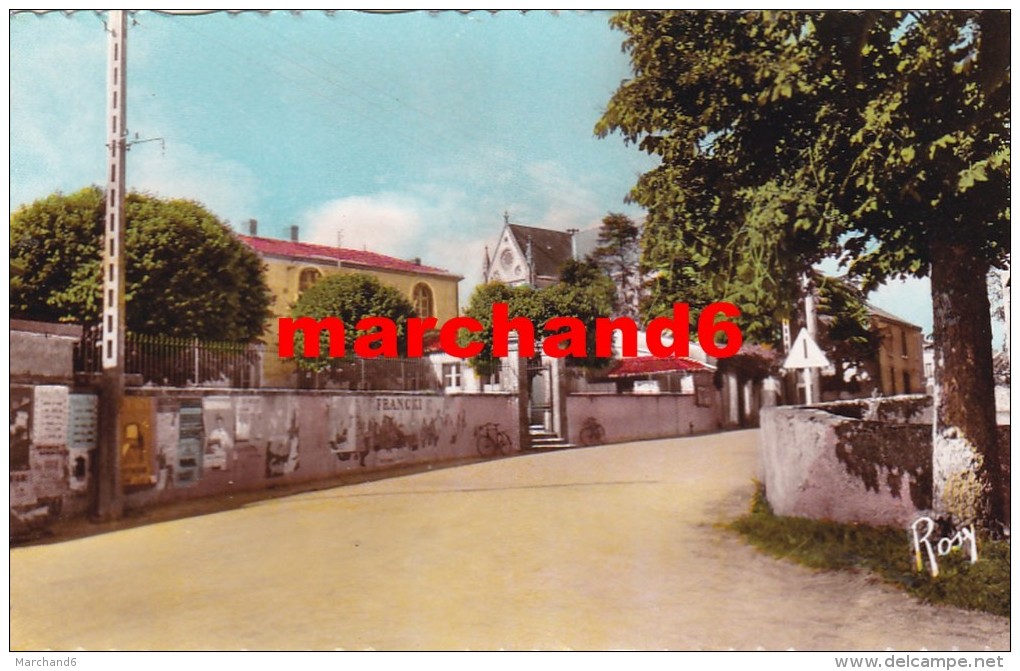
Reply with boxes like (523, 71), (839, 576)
(782, 328), (830, 405)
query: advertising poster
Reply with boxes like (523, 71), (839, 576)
(120, 395), (155, 488)
(67, 393), (98, 493)
(10, 386), (33, 472)
(264, 396), (299, 478)
(327, 396), (358, 461)
(29, 445), (67, 499)
(176, 400), (204, 487)
(155, 397), (181, 490)
(32, 385), (68, 447)
(202, 396), (236, 472)
(30, 386), (69, 499)
(9, 471), (35, 508)
(234, 396), (262, 443)
(232, 396), (266, 482)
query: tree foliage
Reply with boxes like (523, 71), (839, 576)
(589, 212), (643, 319)
(596, 10), (1008, 337)
(462, 260), (617, 375)
(815, 275), (881, 387)
(10, 186), (271, 341)
(597, 10), (1009, 527)
(289, 272), (419, 372)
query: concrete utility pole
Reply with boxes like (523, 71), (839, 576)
(803, 274), (820, 404)
(96, 10), (127, 521)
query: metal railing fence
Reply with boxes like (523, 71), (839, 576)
(75, 326), (264, 388)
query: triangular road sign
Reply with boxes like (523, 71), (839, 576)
(783, 328), (831, 369)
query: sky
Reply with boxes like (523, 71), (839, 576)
(9, 9), (996, 341)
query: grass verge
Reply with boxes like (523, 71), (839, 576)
(727, 484), (1010, 618)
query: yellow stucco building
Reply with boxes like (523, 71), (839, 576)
(239, 230), (461, 387)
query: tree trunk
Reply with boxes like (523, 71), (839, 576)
(929, 236), (1004, 530)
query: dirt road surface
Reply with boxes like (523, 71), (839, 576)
(9, 429), (1010, 650)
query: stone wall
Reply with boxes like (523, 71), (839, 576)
(760, 403), (932, 526)
(565, 390), (721, 447)
(10, 385), (519, 533)
(760, 396), (1010, 527)
(10, 320), (81, 384)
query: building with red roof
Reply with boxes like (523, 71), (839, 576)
(237, 222), (461, 386)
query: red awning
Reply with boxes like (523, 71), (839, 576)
(606, 355), (715, 379)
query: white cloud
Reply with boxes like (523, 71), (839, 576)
(129, 143), (260, 225)
(300, 188), (493, 307)
(302, 194), (426, 258)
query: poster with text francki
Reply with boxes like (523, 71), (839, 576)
(8, 9), (1010, 662)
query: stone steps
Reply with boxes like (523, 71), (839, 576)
(527, 425), (575, 450)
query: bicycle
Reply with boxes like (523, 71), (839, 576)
(474, 422), (512, 457)
(578, 417), (605, 446)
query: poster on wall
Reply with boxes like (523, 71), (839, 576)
(327, 396), (359, 463)
(176, 400), (203, 487)
(30, 386), (70, 499)
(10, 387), (35, 506)
(10, 471), (35, 508)
(120, 396), (155, 488)
(10, 386), (33, 472)
(32, 385), (69, 447)
(234, 396), (262, 443)
(67, 394), (98, 493)
(202, 396), (236, 471)
(155, 397), (181, 490)
(264, 396), (299, 477)
(29, 445), (68, 498)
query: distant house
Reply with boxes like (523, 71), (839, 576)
(815, 301), (926, 401)
(867, 304), (925, 396)
(237, 223), (461, 387)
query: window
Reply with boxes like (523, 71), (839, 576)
(298, 268), (322, 294)
(443, 363), (462, 390)
(412, 282), (435, 318)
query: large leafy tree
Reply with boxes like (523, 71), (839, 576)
(10, 186), (271, 341)
(289, 272), (419, 372)
(597, 10), (1009, 527)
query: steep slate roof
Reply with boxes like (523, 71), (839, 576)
(507, 224), (573, 280)
(607, 355), (715, 378)
(238, 234), (461, 279)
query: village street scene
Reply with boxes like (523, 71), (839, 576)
(8, 10), (1011, 661)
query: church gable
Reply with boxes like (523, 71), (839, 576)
(486, 224), (529, 285)
(483, 217), (576, 287)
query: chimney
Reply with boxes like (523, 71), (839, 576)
(412, 257), (421, 266)
(289, 225), (299, 242)
(248, 218), (258, 236)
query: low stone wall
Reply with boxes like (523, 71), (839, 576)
(11, 320), (81, 384)
(761, 396), (1010, 527)
(565, 391), (721, 447)
(9, 384), (520, 532)
(760, 400), (933, 527)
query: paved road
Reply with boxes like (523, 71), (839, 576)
(10, 430), (1009, 651)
